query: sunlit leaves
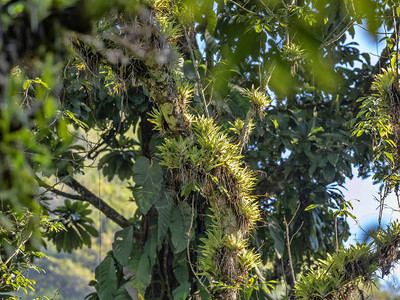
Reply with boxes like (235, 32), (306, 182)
(295, 222), (400, 299)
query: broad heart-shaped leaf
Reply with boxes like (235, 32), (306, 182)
(127, 253), (152, 296)
(154, 190), (174, 245)
(173, 262), (189, 285)
(144, 228), (158, 268)
(112, 226), (134, 266)
(95, 254), (118, 300)
(114, 284), (132, 300)
(169, 202), (195, 253)
(267, 217), (284, 259)
(172, 282), (190, 300)
(132, 156), (163, 215)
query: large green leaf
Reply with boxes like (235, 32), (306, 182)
(95, 255), (118, 300)
(267, 217), (285, 259)
(114, 284), (132, 300)
(154, 190), (174, 245)
(172, 282), (190, 300)
(127, 253), (152, 296)
(169, 202), (195, 253)
(144, 230), (158, 268)
(173, 263), (189, 285)
(132, 156), (163, 215)
(112, 226), (134, 266)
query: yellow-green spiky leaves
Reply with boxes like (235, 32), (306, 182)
(148, 107), (165, 133)
(242, 87), (272, 119)
(372, 68), (396, 97)
(177, 81), (195, 105)
(229, 118), (255, 144)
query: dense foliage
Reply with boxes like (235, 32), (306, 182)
(2, 0), (400, 299)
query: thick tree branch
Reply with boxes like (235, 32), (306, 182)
(65, 178), (131, 228)
(36, 176), (131, 228)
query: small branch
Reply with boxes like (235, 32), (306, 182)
(184, 28), (210, 118)
(36, 176), (131, 228)
(377, 184), (390, 230)
(229, 0), (268, 17)
(334, 216), (338, 253)
(320, 20), (356, 49)
(283, 215), (296, 285)
(393, 5), (399, 76)
(4, 232), (33, 266)
(283, 203), (302, 285)
(289, 221), (304, 245)
(239, 108), (254, 154)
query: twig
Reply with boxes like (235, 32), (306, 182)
(229, 0), (268, 17)
(377, 184), (390, 229)
(4, 231), (33, 266)
(283, 203), (302, 285)
(334, 216), (339, 253)
(239, 107), (254, 154)
(184, 28), (210, 118)
(393, 5), (400, 77)
(283, 215), (296, 285)
(320, 20), (356, 49)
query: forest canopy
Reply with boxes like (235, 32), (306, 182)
(1, 0), (400, 299)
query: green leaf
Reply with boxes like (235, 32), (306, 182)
(114, 284), (132, 300)
(267, 217), (284, 259)
(323, 164), (336, 182)
(169, 202), (194, 253)
(132, 156), (163, 215)
(127, 253), (152, 296)
(308, 160), (318, 176)
(269, 117), (279, 130)
(206, 11), (217, 35)
(154, 191), (174, 245)
(23, 79), (33, 90)
(95, 255), (118, 300)
(391, 55), (398, 70)
(144, 232), (158, 268)
(112, 226), (134, 266)
(327, 153), (339, 167)
(173, 264), (189, 285)
(172, 282), (190, 300)
(384, 152), (394, 164)
(305, 204), (320, 211)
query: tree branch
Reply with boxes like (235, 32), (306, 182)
(36, 176), (131, 228)
(66, 178), (131, 228)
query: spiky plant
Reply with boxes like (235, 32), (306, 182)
(156, 114), (262, 298)
(294, 221), (400, 299)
